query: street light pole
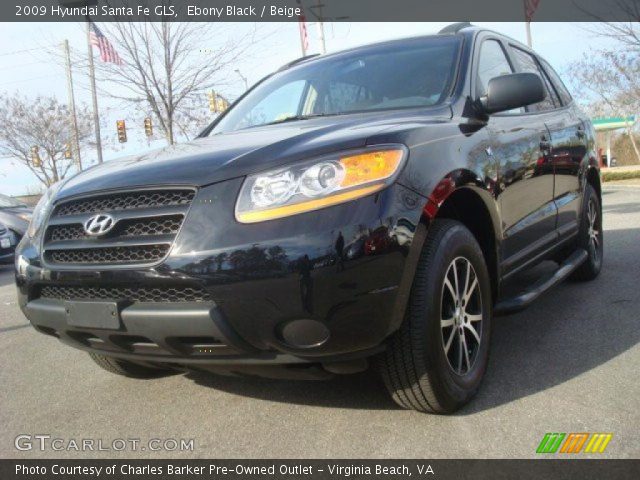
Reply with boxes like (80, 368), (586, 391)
(62, 39), (82, 171)
(86, 20), (103, 163)
(234, 69), (249, 91)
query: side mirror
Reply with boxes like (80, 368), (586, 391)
(480, 72), (545, 115)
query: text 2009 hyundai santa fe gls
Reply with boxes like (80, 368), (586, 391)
(15, 24), (602, 413)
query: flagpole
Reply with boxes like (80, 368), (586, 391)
(315, 0), (326, 54)
(86, 20), (103, 164)
(297, 0), (307, 56)
(299, 22), (307, 56)
(63, 39), (82, 171)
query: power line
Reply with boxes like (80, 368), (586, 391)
(0, 74), (61, 87)
(0, 47), (46, 57)
(1, 60), (51, 70)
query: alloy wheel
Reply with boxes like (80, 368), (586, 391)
(587, 198), (601, 262)
(440, 257), (483, 375)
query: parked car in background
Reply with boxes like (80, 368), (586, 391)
(0, 222), (18, 264)
(0, 193), (32, 244)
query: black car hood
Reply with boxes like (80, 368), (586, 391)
(57, 108), (452, 200)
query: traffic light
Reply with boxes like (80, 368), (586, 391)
(216, 96), (229, 113)
(116, 120), (127, 143)
(30, 146), (41, 168)
(64, 143), (72, 159)
(144, 117), (153, 137)
(207, 90), (216, 112)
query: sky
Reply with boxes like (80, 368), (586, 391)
(0, 21), (619, 196)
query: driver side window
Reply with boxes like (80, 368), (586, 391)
(477, 40), (514, 97)
(477, 39), (523, 115)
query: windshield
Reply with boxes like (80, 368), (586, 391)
(0, 193), (26, 208)
(210, 36), (461, 134)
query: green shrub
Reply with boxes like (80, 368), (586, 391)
(601, 169), (640, 182)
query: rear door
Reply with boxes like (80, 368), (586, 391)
(476, 37), (557, 271)
(537, 57), (587, 238)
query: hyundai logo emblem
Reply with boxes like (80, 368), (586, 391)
(83, 214), (116, 236)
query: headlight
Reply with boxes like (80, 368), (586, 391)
(235, 146), (407, 223)
(26, 182), (63, 238)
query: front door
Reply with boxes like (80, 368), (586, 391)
(491, 114), (557, 267)
(474, 38), (557, 272)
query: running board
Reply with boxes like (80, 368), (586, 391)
(494, 249), (588, 316)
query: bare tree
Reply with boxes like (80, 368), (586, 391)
(0, 94), (93, 186)
(568, 17), (640, 163)
(88, 21), (261, 145)
(583, 1), (640, 49)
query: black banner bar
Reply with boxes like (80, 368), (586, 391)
(4, 0), (640, 22)
(2, 459), (640, 480)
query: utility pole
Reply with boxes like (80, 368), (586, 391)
(86, 21), (103, 163)
(525, 22), (532, 47)
(62, 39), (82, 171)
(315, 0), (326, 54)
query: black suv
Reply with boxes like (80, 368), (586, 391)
(16, 24), (602, 413)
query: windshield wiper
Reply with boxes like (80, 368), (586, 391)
(263, 113), (334, 126)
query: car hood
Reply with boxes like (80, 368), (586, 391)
(0, 207), (32, 235)
(0, 206), (32, 217)
(57, 108), (452, 200)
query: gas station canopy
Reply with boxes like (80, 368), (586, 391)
(593, 116), (636, 131)
(592, 116), (636, 167)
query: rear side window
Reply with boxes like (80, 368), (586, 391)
(539, 58), (573, 105)
(511, 47), (559, 112)
(476, 40), (514, 97)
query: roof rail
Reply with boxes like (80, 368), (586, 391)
(277, 54), (321, 72)
(438, 22), (473, 34)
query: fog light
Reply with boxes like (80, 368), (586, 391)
(278, 319), (330, 349)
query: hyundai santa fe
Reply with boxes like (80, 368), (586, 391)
(15, 24), (602, 413)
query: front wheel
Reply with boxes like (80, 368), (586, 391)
(377, 219), (492, 414)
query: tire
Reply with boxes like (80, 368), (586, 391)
(88, 352), (172, 379)
(571, 184), (603, 281)
(377, 219), (492, 414)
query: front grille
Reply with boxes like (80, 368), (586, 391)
(48, 224), (85, 241)
(47, 245), (170, 264)
(43, 188), (195, 267)
(54, 190), (195, 216)
(40, 285), (212, 303)
(47, 215), (183, 241)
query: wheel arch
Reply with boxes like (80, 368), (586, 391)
(585, 166), (602, 202)
(419, 170), (502, 302)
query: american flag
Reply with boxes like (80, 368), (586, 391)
(524, 0), (541, 22)
(89, 21), (123, 65)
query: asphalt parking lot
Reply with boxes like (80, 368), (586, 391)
(1, 187), (638, 459)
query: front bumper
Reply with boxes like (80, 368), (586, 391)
(16, 179), (425, 366)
